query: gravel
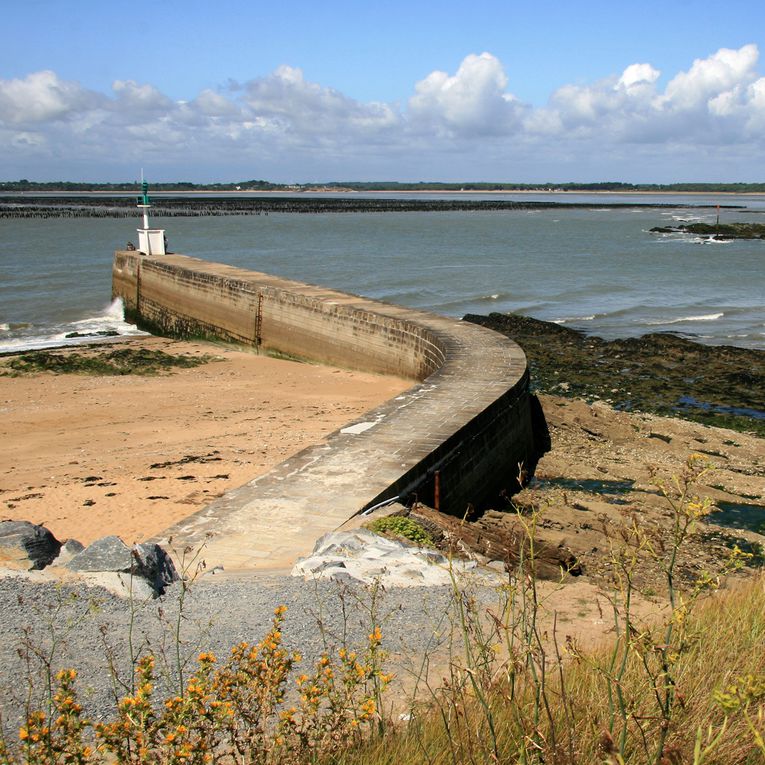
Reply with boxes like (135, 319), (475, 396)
(0, 572), (500, 735)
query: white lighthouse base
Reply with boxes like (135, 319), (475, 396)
(138, 228), (166, 256)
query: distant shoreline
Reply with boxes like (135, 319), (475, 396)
(3, 189), (765, 198)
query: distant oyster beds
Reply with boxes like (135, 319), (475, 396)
(0, 195), (737, 218)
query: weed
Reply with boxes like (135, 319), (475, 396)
(366, 516), (434, 547)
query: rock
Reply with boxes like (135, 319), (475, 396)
(66, 536), (178, 596)
(80, 572), (157, 601)
(67, 536), (132, 573)
(0, 520), (62, 570)
(463, 312), (764, 436)
(132, 543), (179, 595)
(292, 530), (500, 588)
(50, 539), (85, 567)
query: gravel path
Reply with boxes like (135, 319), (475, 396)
(0, 572), (497, 735)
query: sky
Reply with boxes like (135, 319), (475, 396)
(2, 0), (765, 183)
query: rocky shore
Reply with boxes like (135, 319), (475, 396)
(465, 313), (764, 436)
(650, 221), (765, 239)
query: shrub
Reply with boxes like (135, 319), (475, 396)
(366, 516), (434, 547)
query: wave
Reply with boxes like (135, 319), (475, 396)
(0, 298), (148, 354)
(551, 314), (596, 324)
(646, 312), (724, 326)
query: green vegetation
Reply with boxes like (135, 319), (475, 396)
(2, 458), (763, 763)
(2, 348), (216, 376)
(366, 516), (434, 547)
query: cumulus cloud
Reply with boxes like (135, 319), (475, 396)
(243, 65), (399, 139)
(112, 80), (173, 112)
(2, 45), (765, 181)
(408, 52), (525, 135)
(0, 70), (99, 124)
(662, 44), (759, 110)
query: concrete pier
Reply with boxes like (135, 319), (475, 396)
(113, 251), (543, 571)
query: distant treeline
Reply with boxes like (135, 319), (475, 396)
(2, 180), (765, 193)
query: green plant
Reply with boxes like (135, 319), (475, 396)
(366, 516), (434, 547)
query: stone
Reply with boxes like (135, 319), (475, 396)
(81, 572), (157, 601)
(50, 539), (85, 567)
(66, 536), (132, 573)
(0, 520), (62, 570)
(66, 536), (178, 596)
(292, 530), (501, 588)
(132, 543), (179, 595)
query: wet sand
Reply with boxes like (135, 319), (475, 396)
(0, 337), (411, 545)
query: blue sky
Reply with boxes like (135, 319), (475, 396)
(2, 0), (765, 182)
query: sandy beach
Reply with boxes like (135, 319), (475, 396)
(0, 337), (410, 546)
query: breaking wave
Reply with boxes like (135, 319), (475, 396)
(0, 298), (148, 355)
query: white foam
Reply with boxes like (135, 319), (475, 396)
(552, 315), (596, 324)
(647, 312), (724, 326)
(0, 298), (148, 355)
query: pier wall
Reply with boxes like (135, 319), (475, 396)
(112, 251), (543, 570)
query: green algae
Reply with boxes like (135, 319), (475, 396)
(2, 348), (217, 376)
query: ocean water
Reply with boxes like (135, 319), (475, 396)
(1, 193), (764, 353)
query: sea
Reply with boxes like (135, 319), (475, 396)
(1, 192), (764, 354)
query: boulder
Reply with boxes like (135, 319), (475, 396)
(66, 535), (132, 573)
(67, 536), (178, 596)
(132, 542), (179, 594)
(0, 520), (62, 570)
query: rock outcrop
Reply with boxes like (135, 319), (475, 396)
(67, 536), (179, 596)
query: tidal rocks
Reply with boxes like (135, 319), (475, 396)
(0, 520), (62, 570)
(465, 313), (765, 435)
(650, 222), (765, 239)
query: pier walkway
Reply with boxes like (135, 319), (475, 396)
(113, 252), (538, 573)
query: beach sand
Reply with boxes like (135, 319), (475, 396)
(0, 337), (411, 546)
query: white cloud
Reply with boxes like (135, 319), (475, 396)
(618, 63), (661, 90)
(243, 65), (398, 139)
(0, 70), (98, 124)
(662, 44), (759, 110)
(112, 80), (173, 112)
(408, 52), (524, 135)
(2, 45), (765, 181)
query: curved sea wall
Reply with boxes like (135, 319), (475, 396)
(112, 251), (543, 571)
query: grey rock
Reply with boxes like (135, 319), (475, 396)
(50, 539), (85, 567)
(67, 536), (132, 573)
(81, 572), (157, 601)
(66, 537), (178, 596)
(0, 520), (62, 570)
(132, 543), (179, 594)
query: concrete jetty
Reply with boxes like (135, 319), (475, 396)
(113, 251), (543, 572)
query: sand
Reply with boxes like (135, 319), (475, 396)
(0, 337), (411, 546)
